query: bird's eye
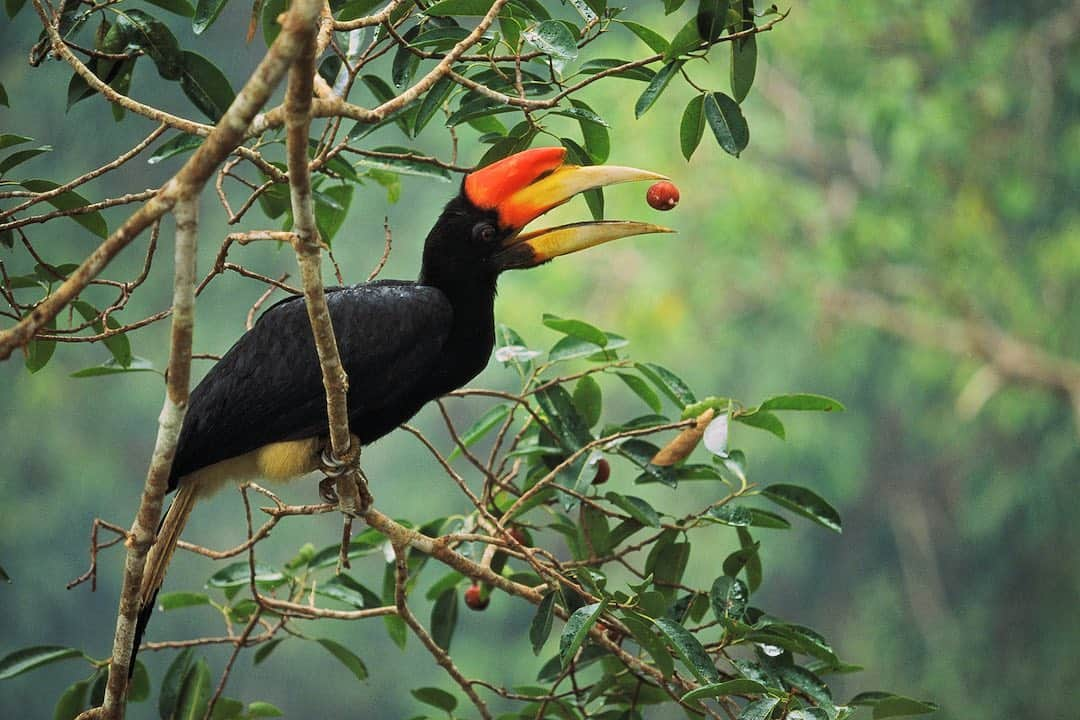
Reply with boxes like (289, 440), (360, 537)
(473, 222), (497, 244)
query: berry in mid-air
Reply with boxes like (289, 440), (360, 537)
(464, 583), (489, 610)
(646, 181), (680, 210)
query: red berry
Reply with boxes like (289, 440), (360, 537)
(508, 526), (529, 546)
(646, 181), (680, 210)
(464, 583), (489, 611)
(592, 458), (611, 485)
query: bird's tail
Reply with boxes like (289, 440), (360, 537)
(131, 483), (199, 674)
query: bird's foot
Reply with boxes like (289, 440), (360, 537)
(318, 477), (339, 504)
(318, 435), (361, 477)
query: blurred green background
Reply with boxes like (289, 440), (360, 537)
(2, 0), (1078, 718)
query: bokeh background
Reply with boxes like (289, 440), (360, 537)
(2, 1), (1078, 718)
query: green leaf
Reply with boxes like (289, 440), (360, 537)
(663, 0), (687, 12)
(708, 503), (753, 526)
(558, 137), (604, 220)
(734, 410), (785, 439)
(0, 145), (52, 175)
(636, 362), (697, 408)
(543, 313), (608, 347)
(25, 333), (56, 374)
(261, 0), (287, 45)
(424, 0), (491, 15)
(159, 648), (195, 719)
(621, 20), (669, 54)
(448, 403), (511, 459)
(530, 591), (557, 654)
(252, 639), (284, 665)
(572, 375), (602, 428)
(635, 61), (682, 119)
(871, 696), (938, 718)
(144, 0), (195, 17)
(175, 659), (211, 720)
(314, 184), (353, 245)
(578, 58), (655, 82)
(617, 372), (663, 413)
(72, 300), (132, 367)
(128, 661), (150, 702)
(704, 91), (749, 157)
(761, 484), (842, 533)
(206, 562), (285, 588)
(104, 10), (183, 80)
(157, 592), (211, 611)
(621, 614), (674, 678)
(316, 638), (368, 681)
(53, 680), (89, 720)
(21, 179), (108, 238)
(0, 646), (83, 679)
(192, 0), (228, 33)
(559, 602), (604, 666)
(651, 541), (690, 602)
(412, 687), (458, 713)
(535, 384), (593, 450)
(71, 356), (157, 378)
(710, 575), (748, 621)
(355, 145), (452, 181)
(179, 51), (235, 121)
(337, 0), (384, 21)
(209, 698), (244, 720)
(731, 33), (757, 102)
(430, 587), (458, 652)
(748, 508), (791, 529)
(604, 492), (660, 527)
(738, 696), (780, 720)
(523, 20), (578, 60)
(680, 93), (707, 160)
(568, 98), (610, 163)
(0, 82), (7, 106)
(391, 26), (421, 88)
(666, 19), (703, 60)
(413, 76), (455, 136)
(0, 134), (32, 150)
(697, 0), (729, 41)
(149, 134), (203, 166)
(651, 617), (720, 683)
(758, 393), (846, 412)
(246, 701), (284, 717)
(681, 678), (767, 702)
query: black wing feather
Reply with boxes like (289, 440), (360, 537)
(170, 282), (452, 486)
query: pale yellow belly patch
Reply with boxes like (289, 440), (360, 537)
(184, 437), (322, 498)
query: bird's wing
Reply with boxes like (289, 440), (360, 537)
(170, 282), (452, 482)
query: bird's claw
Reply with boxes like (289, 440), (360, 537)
(319, 477), (339, 503)
(318, 441), (360, 477)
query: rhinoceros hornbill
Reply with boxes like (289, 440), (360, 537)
(131, 146), (671, 667)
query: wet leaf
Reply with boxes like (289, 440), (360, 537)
(635, 61), (682, 118)
(604, 492), (660, 527)
(568, 98), (610, 163)
(530, 591), (557, 654)
(179, 51), (236, 121)
(708, 503), (752, 526)
(355, 145), (452, 180)
(144, 0), (194, 17)
(704, 91), (749, 156)
(621, 20), (669, 53)
(697, 0), (730, 42)
(578, 58), (655, 82)
(681, 93), (707, 160)
(157, 592), (211, 611)
(206, 562), (285, 588)
(413, 76), (455, 136)
(710, 575), (748, 621)
(103, 10), (182, 80)
(665, 18), (703, 60)
(652, 617), (720, 683)
(617, 372), (663, 413)
(738, 696), (780, 720)
(559, 602), (604, 666)
(636, 362), (697, 408)
(523, 20), (578, 60)
(761, 484), (842, 533)
(149, 134), (204, 166)
(192, 0), (228, 33)
(681, 678), (767, 702)
(424, 0), (491, 15)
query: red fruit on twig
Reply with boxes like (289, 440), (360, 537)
(464, 583), (489, 610)
(592, 458), (611, 485)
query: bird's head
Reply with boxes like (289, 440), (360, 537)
(422, 147), (673, 283)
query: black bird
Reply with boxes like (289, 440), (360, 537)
(132, 147), (671, 665)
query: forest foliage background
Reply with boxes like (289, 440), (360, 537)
(2, 0), (1077, 718)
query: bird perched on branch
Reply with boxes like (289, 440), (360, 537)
(133, 146), (672, 667)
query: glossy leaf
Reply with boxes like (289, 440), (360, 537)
(246, 701), (284, 717)
(578, 58), (655, 82)
(316, 638), (368, 681)
(206, 562), (285, 588)
(0, 646), (83, 679)
(20, 179), (107, 238)
(568, 98), (610, 163)
(731, 33), (757, 102)
(337, 0), (384, 21)
(314, 184), (353, 244)
(0, 144), (52, 175)
(617, 372), (663, 413)
(72, 300), (132, 367)
(128, 661), (150, 702)
(652, 617), (720, 683)
(318, 573), (382, 608)
(621, 614), (675, 678)
(355, 145), (452, 181)
(635, 61), (682, 119)
(192, 0), (228, 33)
(735, 410), (786, 439)
(449, 403), (511, 459)
(559, 602), (604, 666)
(391, 27), (421, 88)
(710, 575), (748, 621)
(708, 503), (752, 526)
(666, 19), (703, 60)
(759, 393), (846, 412)
(179, 51), (236, 121)
(53, 679), (89, 720)
(621, 20), (669, 53)
(738, 696), (780, 720)
(871, 695), (938, 718)
(144, 0), (195, 17)
(261, 0), (287, 45)
(530, 591), (557, 654)
(103, 10), (182, 80)
(157, 592), (211, 611)
(535, 384), (593, 450)
(70, 356), (156, 378)
(680, 93), (706, 160)
(523, 20), (578, 60)
(558, 137), (604, 220)
(605, 492), (660, 527)
(0, 81), (7, 106)
(543, 313), (607, 347)
(636, 362), (697, 408)
(761, 484), (842, 533)
(748, 508), (791, 529)
(682, 678), (767, 702)
(697, 0), (730, 42)
(413, 76), (455, 136)
(424, 0), (491, 15)
(704, 91), (749, 157)
(548, 333), (627, 362)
